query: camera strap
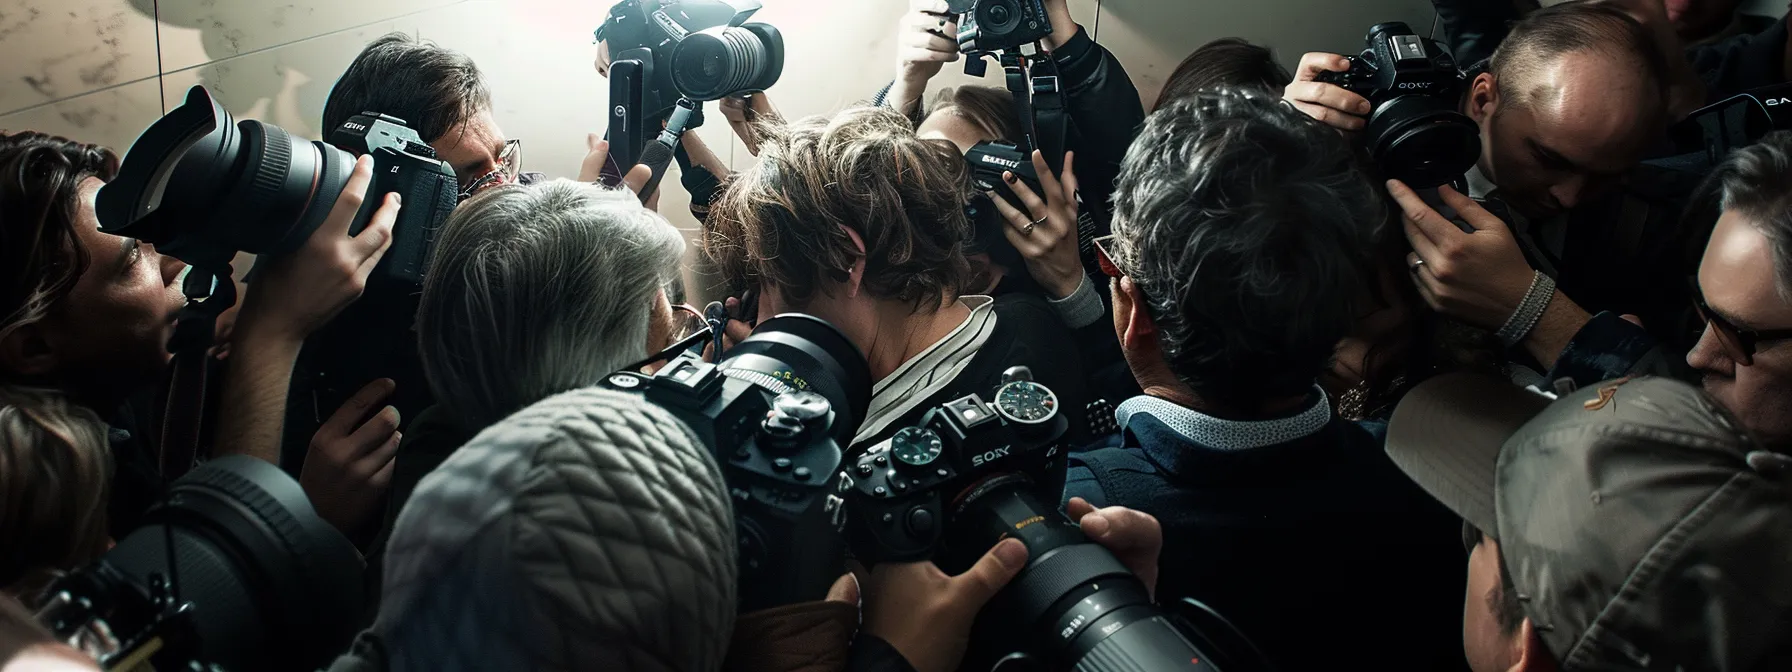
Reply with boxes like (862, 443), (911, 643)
(999, 47), (1069, 176)
(154, 265), (233, 481)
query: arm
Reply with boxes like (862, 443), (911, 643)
(212, 157), (400, 463)
(886, 1), (962, 120)
(1546, 310), (1697, 385)
(1044, 2), (1144, 219)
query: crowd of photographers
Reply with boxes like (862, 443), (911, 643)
(5, 0), (1792, 669)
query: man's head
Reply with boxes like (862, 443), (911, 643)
(1389, 374), (1792, 672)
(0, 132), (186, 406)
(1688, 131), (1792, 449)
(1469, 2), (1668, 217)
(703, 105), (972, 347)
(1105, 90), (1380, 415)
(323, 33), (512, 195)
(1154, 37), (1292, 112)
(417, 179), (685, 433)
(378, 387), (737, 671)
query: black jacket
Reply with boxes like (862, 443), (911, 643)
(1689, 15), (1789, 100)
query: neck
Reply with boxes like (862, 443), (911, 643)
(864, 296), (971, 381)
(1135, 368), (1312, 421)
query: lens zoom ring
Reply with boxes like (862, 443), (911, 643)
(1077, 633), (1154, 672)
(177, 462), (321, 614)
(246, 123), (295, 208)
(1011, 542), (1136, 624)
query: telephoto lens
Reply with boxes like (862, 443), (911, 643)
(34, 456), (365, 672)
(671, 22), (785, 101)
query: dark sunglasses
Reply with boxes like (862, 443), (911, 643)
(1690, 280), (1792, 366)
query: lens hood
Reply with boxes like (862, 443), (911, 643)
(1365, 95), (1481, 188)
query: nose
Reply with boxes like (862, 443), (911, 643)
(1686, 323), (1735, 377)
(1549, 175), (1587, 211)
(153, 245), (186, 286)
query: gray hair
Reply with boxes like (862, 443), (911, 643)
(1112, 89), (1381, 409)
(418, 179), (684, 431)
(1713, 131), (1792, 300)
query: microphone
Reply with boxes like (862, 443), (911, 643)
(376, 387), (738, 671)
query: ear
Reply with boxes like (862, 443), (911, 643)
(838, 225), (868, 300)
(1469, 72), (1500, 125)
(1509, 619), (1557, 672)
(0, 322), (59, 379)
(1116, 276), (1157, 348)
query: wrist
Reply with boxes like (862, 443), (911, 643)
(230, 307), (307, 352)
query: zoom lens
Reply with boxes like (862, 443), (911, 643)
(719, 314), (872, 444)
(945, 478), (1222, 670)
(47, 456), (364, 671)
(95, 85), (355, 271)
(672, 26), (770, 101)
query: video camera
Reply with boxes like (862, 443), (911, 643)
(1316, 22), (1480, 188)
(596, 0), (784, 171)
(31, 457), (365, 672)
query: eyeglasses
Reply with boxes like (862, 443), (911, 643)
(1690, 281), (1792, 366)
(1092, 234), (1127, 279)
(672, 303), (713, 343)
(458, 138), (523, 200)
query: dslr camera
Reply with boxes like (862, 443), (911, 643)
(601, 314), (871, 612)
(32, 457), (365, 672)
(948, 0), (1053, 55)
(842, 368), (1225, 670)
(1315, 22), (1480, 188)
(97, 85), (458, 287)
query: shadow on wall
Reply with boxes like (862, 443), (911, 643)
(126, 0), (346, 137)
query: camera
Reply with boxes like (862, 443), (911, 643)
(949, 0), (1053, 56)
(1315, 22), (1480, 188)
(962, 141), (1046, 275)
(32, 456), (365, 672)
(96, 85), (459, 286)
(1649, 81), (1792, 173)
(843, 368), (1225, 670)
(596, 0), (784, 113)
(601, 313), (872, 612)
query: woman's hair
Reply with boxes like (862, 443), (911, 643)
(0, 132), (120, 381)
(703, 105), (973, 312)
(417, 179), (685, 432)
(923, 85), (1024, 144)
(1154, 38), (1292, 112)
(0, 386), (112, 597)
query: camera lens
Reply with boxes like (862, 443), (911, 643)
(719, 314), (872, 445)
(96, 86), (355, 270)
(672, 26), (770, 102)
(86, 456), (364, 671)
(1364, 95), (1481, 188)
(978, 0), (1022, 32)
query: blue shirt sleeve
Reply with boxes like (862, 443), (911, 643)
(1549, 311), (1694, 387)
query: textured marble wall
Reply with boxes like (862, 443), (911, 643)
(0, 0), (1444, 297)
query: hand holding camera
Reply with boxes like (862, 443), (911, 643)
(987, 150), (1085, 300)
(234, 155), (400, 345)
(863, 538), (1029, 672)
(300, 377), (402, 543)
(1284, 51), (1372, 132)
(1386, 180), (1537, 331)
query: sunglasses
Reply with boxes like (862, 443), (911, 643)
(458, 138), (523, 200)
(1690, 280), (1792, 366)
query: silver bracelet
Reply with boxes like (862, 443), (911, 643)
(1496, 271), (1557, 348)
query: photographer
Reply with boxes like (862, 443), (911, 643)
(1153, 37), (1292, 110)
(0, 387), (110, 599)
(0, 131), (403, 539)
(702, 105), (1090, 448)
(1065, 90), (1467, 671)
(1289, 2), (1708, 380)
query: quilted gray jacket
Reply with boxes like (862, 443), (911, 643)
(369, 387), (738, 671)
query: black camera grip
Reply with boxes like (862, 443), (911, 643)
(637, 138), (676, 204)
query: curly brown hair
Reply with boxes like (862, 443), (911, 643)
(0, 131), (120, 381)
(0, 385), (112, 598)
(702, 106), (973, 312)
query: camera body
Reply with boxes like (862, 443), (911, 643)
(1315, 22), (1480, 188)
(327, 112), (459, 285)
(962, 141), (1048, 264)
(841, 367), (1068, 563)
(951, 0), (1053, 55)
(600, 314), (871, 612)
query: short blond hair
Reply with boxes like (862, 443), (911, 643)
(0, 386), (111, 597)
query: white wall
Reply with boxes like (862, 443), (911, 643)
(0, 0), (1438, 295)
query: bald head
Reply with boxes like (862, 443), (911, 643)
(1489, 1), (1668, 112)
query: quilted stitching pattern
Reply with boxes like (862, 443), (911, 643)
(379, 387), (738, 671)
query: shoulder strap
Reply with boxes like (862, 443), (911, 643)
(155, 267), (233, 481)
